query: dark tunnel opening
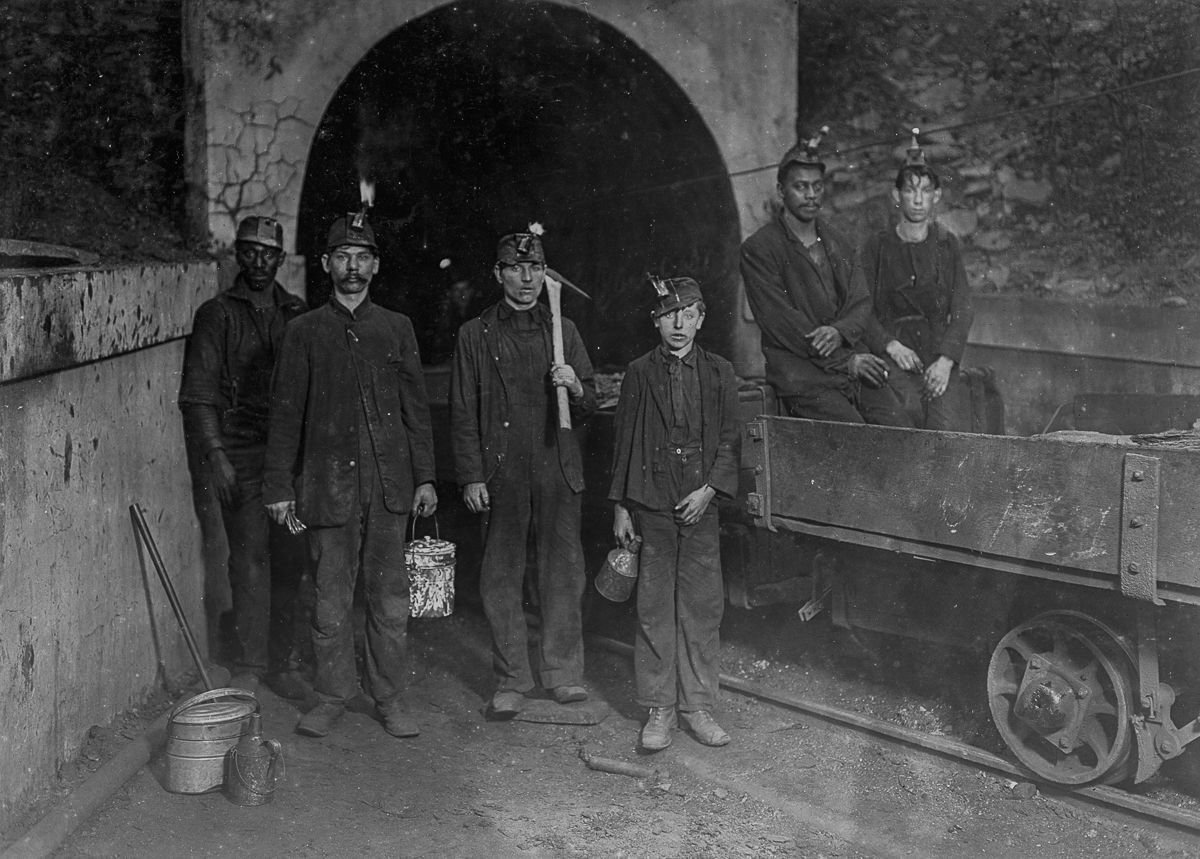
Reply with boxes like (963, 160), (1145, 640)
(299, 0), (742, 370)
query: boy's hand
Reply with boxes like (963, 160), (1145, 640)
(674, 485), (716, 526)
(613, 503), (637, 548)
(923, 356), (954, 398)
(462, 482), (490, 513)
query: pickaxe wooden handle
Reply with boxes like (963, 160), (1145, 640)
(545, 277), (571, 429)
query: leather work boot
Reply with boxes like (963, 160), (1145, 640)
(490, 690), (525, 718)
(381, 704), (420, 738)
(552, 685), (589, 705)
(296, 702), (346, 737)
(681, 710), (731, 747)
(640, 706), (677, 751)
(266, 669), (312, 702)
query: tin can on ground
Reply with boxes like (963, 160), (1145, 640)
(165, 688), (259, 794)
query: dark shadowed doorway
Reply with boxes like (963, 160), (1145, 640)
(299, 0), (741, 370)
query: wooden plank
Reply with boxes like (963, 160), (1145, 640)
(761, 417), (1200, 589)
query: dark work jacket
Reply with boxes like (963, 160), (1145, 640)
(607, 345), (741, 511)
(450, 301), (597, 491)
(740, 214), (872, 396)
(860, 223), (975, 366)
(177, 277), (307, 454)
(262, 295), (436, 525)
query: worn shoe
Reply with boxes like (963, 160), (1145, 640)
(640, 706), (677, 751)
(296, 702), (345, 737)
(266, 669), (312, 702)
(490, 690), (526, 717)
(381, 704), (420, 738)
(552, 685), (589, 705)
(681, 710), (730, 747)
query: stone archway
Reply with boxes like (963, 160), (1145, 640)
(189, 0), (795, 370)
(299, 0), (741, 367)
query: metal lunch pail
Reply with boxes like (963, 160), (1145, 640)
(594, 542), (641, 602)
(165, 688), (259, 794)
(405, 517), (455, 618)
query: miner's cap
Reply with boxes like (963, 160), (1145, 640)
(650, 276), (704, 319)
(496, 232), (545, 265)
(326, 214), (378, 252)
(235, 216), (284, 251)
(777, 125), (831, 180)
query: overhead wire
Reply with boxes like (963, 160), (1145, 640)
(555, 64), (1200, 212)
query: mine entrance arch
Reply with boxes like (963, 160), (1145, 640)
(298, 0), (741, 369)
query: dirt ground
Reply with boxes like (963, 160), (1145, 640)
(16, 600), (1197, 859)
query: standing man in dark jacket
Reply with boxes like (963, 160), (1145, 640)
(450, 228), (597, 717)
(740, 131), (912, 426)
(862, 130), (975, 429)
(264, 213), (437, 739)
(609, 277), (740, 751)
(178, 216), (308, 693)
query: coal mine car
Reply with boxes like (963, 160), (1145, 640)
(734, 401), (1200, 789)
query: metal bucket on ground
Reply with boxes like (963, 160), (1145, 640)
(595, 542), (641, 602)
(165, 688), (259, 794)
(405, 517), (455, 618)
(224, 711), (284, 806)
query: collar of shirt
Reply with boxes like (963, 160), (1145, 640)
(328, 293), (374, 321)
(657, 343), (697, 368)
(497, 301), (549, 324)
(781, 209), (824, 248)
(228, 273), (286, 305)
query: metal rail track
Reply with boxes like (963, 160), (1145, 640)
(584, 631), (1200, 839)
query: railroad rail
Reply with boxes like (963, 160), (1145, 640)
(585, 631), (1200, 840)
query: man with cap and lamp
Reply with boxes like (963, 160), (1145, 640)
(861, 129), (975, 430)
(263, 211), (438, 739)
(179, 216), (309, 696)
(740, 129), (912, 426)
(608, 276), (740, 751)
(450, 225), (597, 717)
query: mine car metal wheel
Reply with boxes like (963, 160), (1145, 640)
(987, 611), (1135, 786)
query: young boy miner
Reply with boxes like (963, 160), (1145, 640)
(861, 128), (974, 429)
(608, 276), (740, 751)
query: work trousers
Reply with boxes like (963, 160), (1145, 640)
(308, 469), (410, 711)
(480, 435), (585, 693)
(221, 442), (307, 676)
(633, 501), (724, 713)
(780, 377), (913, 427)
(889, 368), (967, 431)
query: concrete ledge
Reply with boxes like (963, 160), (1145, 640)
(0, 261), (218, 383)
(971, 294), (1200, 369)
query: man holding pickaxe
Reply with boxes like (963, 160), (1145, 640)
(449, 225), (597, 717)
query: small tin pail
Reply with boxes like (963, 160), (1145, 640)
(595, 543), (641, 603)
(224, 712), (284, 807)
(405, 517), (455, 618)
(165, 688), (259, 794)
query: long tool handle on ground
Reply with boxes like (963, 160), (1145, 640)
(545, 277), (572, 430)
(129, 503), (213, 690)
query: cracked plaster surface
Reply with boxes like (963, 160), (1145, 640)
(208, 98), (315, 249)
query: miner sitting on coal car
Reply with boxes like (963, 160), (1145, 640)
(450, 227), (597, 718)
(740, 130), (912, 427)
(178, 215), (310, 696)
(263, 212), (438, 740)
(609, 276), (740, 751)
(861, 129), (975, 430)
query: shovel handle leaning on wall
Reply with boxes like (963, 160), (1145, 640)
(129, 503), (214, 691)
